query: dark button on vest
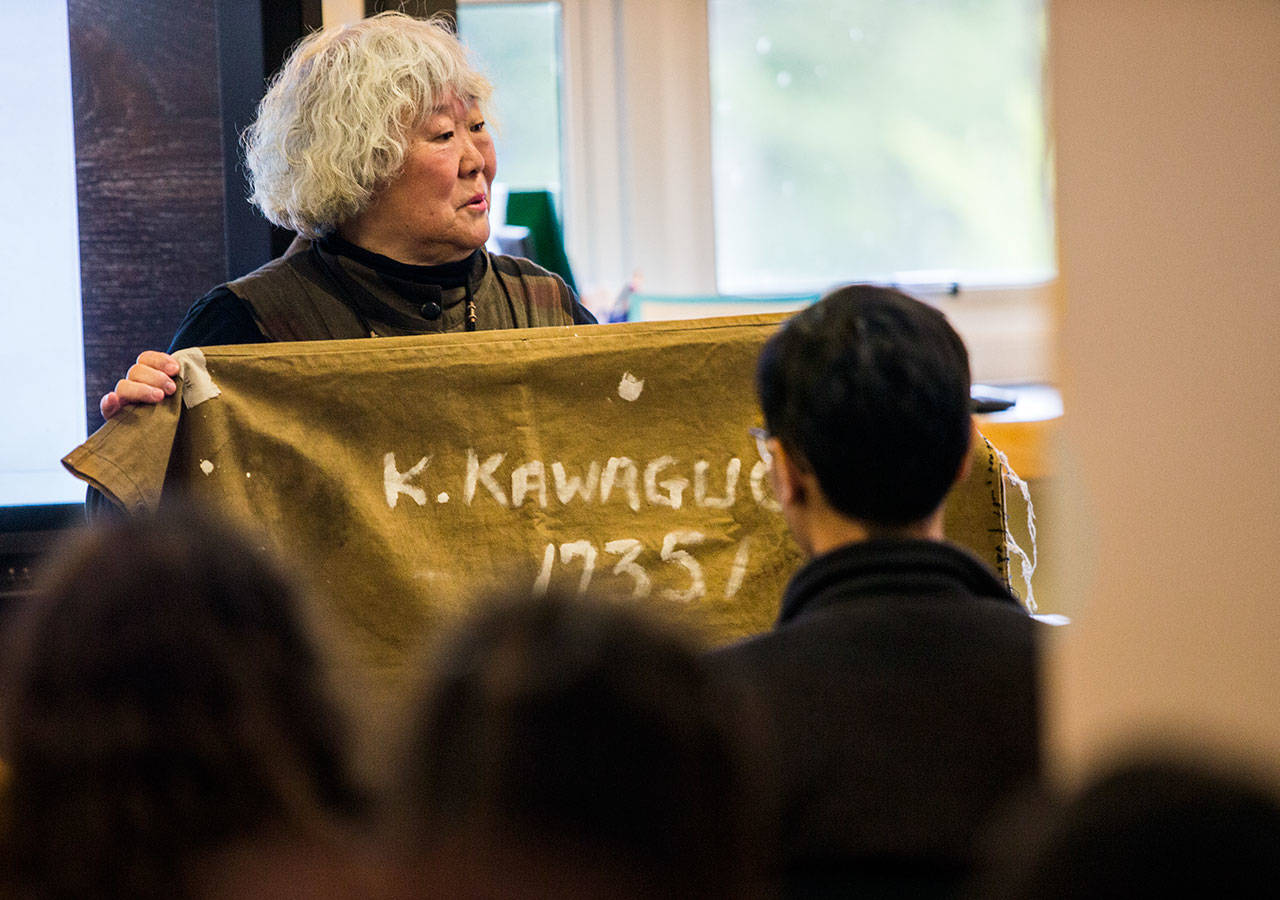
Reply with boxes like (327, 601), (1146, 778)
(420, 300), (443, 320)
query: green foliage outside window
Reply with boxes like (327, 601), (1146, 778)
(710, 0), (1054, 292)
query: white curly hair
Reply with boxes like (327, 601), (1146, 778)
(244, 11), (493, 238)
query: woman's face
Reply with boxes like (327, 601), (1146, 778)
(341, 93), (497, 265)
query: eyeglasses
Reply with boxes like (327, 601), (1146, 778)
(748, 426), (773, 467)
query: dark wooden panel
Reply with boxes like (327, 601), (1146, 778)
(69, 0), (227, 434)
(219, 0), (273, 280)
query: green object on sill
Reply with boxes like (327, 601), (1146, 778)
(505, 189), (577, 293)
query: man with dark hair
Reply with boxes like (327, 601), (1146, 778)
(710, 285), (1042, 898)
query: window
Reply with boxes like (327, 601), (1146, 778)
(456, 2), (565, 193)
(708, 0), (1053, 294)
(554, 0), (1053, 381)
(459, 1), (1054, 380)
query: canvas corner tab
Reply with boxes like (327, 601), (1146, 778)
(174, 347), (222, 409)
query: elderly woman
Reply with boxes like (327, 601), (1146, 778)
(100, 12), (593, 419)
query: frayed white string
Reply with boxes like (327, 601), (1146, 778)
(992, 445), (1038, 613)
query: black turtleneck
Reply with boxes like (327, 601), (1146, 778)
(317, 233), (478, 287)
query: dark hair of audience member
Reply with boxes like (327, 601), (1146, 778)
(971, 756), (1280, 900)
(392, 590), (774, 899)
(0, 502), (367, 899)
(756, 284), (972, 526)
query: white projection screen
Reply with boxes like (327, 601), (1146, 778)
(0, 3), (86, 508)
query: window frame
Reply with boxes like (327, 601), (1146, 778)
(463, 0), (1054, 383)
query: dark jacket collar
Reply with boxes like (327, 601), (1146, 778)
(778, 538), (1022, 626)
(305, 236), (489, 333)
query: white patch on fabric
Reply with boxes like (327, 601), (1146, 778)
(176, 348), (222, 408)
(617, 372), (645, 401)
(199, 459), (214, 475)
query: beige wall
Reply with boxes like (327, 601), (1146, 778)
(1048, 0), (1280, 781)
(322, 0), (364, 27)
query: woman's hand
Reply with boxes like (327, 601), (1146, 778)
(99, 351), (180, 420)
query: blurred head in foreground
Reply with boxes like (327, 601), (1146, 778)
(0, 503), (365, 899)
(394, 590), (772, 898)
(974, 755), (1280, 900)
